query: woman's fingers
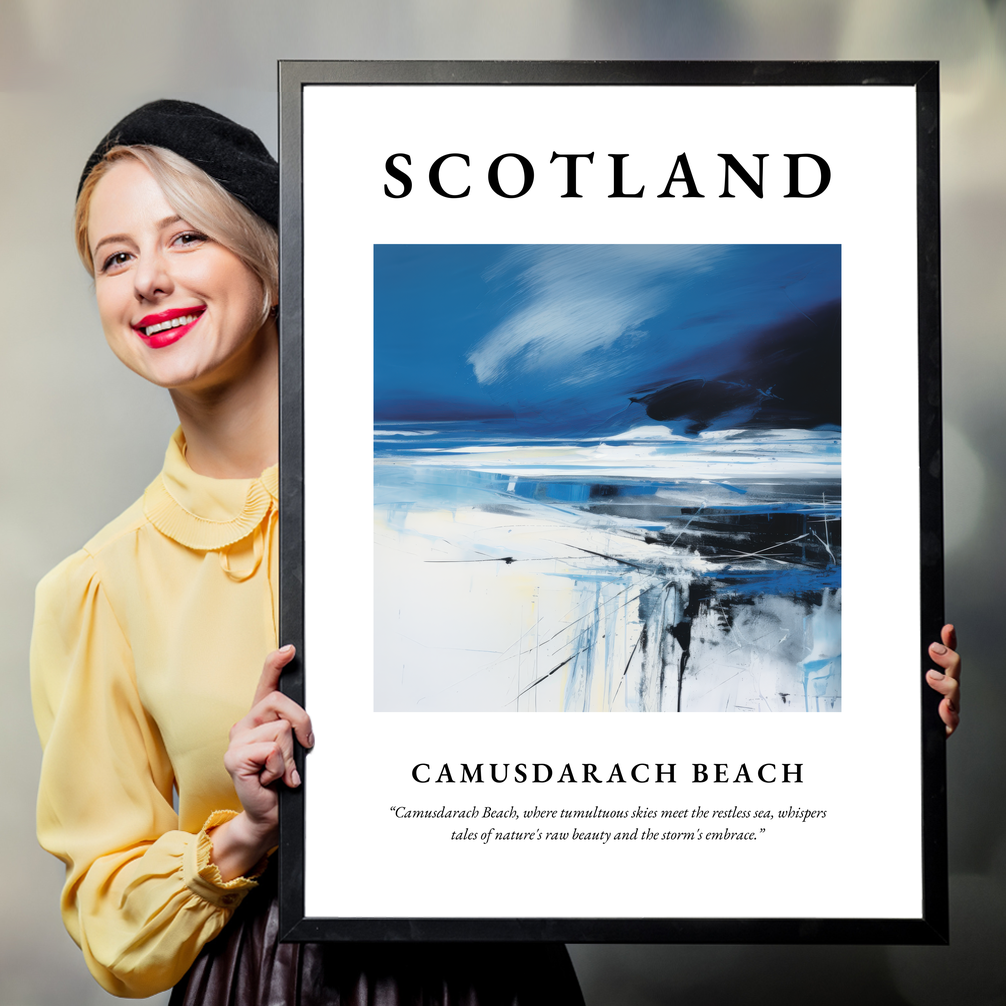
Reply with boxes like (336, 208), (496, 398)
(218, 646), (309, 849)
(925, 667), (959, 704)
(252, 644), (297, 706)
(224, 738), (287, 788)
(223, 644), (312, 817)
(927, 623), (961, 737)
(925, 681), (960, 736)
(256, 691), (313, 749)
(941, 623), (958, 654)
(230, 719), (302, 788)
(232, 689), (314, 750)
(242, 644), (314, 749)
(258, 741), (289, 788)
(928, 632), (961, 683)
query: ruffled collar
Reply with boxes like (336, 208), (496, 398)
(143, 428), (278, 551)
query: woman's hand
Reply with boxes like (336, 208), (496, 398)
(926, 624), (961, 738)
(209, 645), (314, 881)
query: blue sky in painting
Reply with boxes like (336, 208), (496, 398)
(374, 244), (840, 438)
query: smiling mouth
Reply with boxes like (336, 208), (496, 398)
(131, 307), (207, 349)
(135, 307), (206, 338)
(142, 313), (199, 337)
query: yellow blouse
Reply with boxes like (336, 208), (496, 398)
(31, 428), (279, 998)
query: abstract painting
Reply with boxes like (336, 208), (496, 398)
(374, 244), (841, 713)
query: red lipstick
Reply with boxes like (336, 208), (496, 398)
(132, 306), (205, 349)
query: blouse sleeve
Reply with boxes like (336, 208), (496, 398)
(31, 549), (262, 998)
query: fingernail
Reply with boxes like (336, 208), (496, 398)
(280, 644), (295, 654)
(931, 643), (947, 655)
(292, 768), (301, 787)
(928, 670), (944, 680)
(306, 732), (315, 748)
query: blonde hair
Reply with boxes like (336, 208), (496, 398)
(75, 145), (278, 322)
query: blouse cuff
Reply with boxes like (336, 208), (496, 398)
(183, 810), (269, 909)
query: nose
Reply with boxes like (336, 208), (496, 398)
(133, 247), (173, 303)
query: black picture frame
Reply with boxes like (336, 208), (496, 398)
(277, 60), (945, 944)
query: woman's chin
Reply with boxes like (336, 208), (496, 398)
(122, 354), (218, 393)
(109, 322), (273, 395)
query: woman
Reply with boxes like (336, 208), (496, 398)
(31, 99), (586, 1003)
(32, 99), (962, 1003)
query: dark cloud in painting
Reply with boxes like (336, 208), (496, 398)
(629, 301), (841, 434)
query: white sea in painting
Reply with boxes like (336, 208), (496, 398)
(374, 424), (841, 713)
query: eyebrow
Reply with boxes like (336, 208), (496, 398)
(91, 215), (185, 258)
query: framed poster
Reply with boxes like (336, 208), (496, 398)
(277, 61), (946, 943)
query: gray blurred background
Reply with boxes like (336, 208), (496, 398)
(2, 1), (1003, 1003)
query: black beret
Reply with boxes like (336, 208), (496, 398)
(78, 99), (278, 228)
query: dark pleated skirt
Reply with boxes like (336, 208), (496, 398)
(169, 869), (584, 1006)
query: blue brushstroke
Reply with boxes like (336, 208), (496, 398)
(375, 244), (841, 439)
